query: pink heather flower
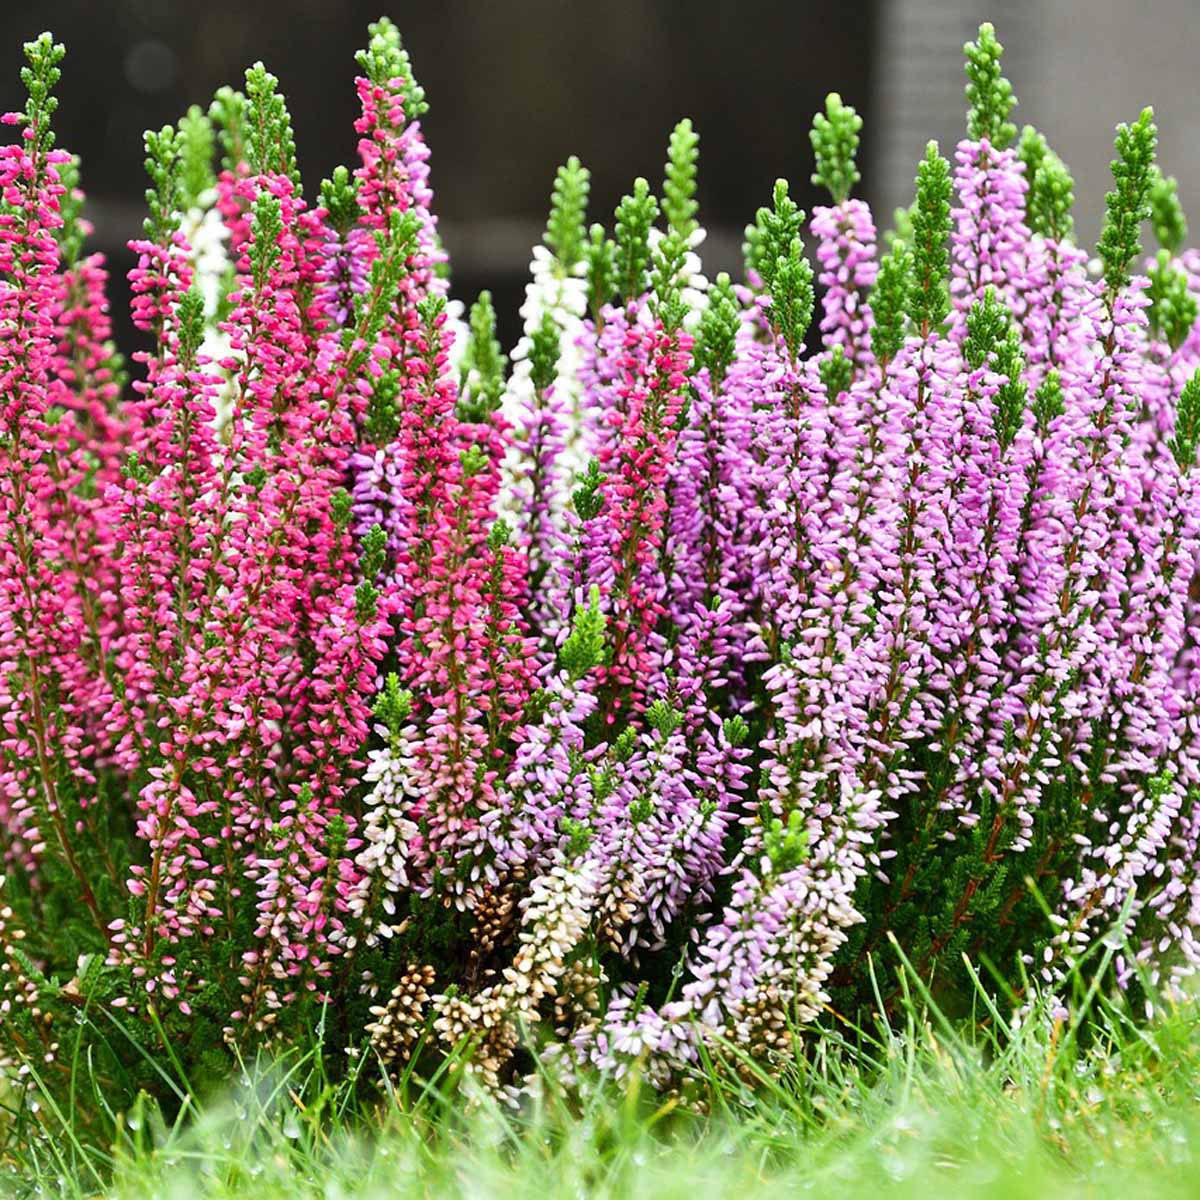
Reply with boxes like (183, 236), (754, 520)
(951, 138), (1029, 312)
(101, 163), (390, 1012)
(811, 198), (879, 372)
(0, 114), (122, 910)
(663, 328), (756, 652)
(584, 306), (693, 721)
(343, 53), (539, 901)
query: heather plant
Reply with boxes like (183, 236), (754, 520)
(1, 15), (1200, 1129)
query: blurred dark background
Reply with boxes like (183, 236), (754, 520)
(2, 0), (1199, 357)
(0, 0), (877, 353)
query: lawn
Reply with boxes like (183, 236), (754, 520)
(10, 956), (1199, 1199)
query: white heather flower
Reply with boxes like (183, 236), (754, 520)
(349, 720), (421, 941)
(499, 247), (590, 521)
(444, 296), (469, 377)
(183, 198), (236, 425)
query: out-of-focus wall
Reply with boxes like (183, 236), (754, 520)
(871, 0), (1200, 247)
(1032, 0), (1200, 244)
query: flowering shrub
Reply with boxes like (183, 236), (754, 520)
(1, 18), (1199, 1112)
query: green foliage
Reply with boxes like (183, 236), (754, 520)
(870, 245), (911, 365)
(244, 62), (298, 184)
(612, 726), (638, 764)
(1017, 124), (1047, 184)
(584, 223), (617, 321)
(1029, 154), (1076, 245)
(1169, 369), (1200, 470)
(964, 22), (1017, 149)
(487, 518), (512, 555)
(693, 272), (739, 387)
(723, 715), (749, 747)
(629, 793), (654, 825)
(458, 443), (490, 479)
(545, 155), (591, 271)
(613, 178), (659, 303)
(769, 238), (815, 362)
(1148, 767), (1175, 801)
(645, 699), (683, 738)
(1019, 126), (1075, 242)
(330, 488), (353, 531)
(907, 142), (952, 331)
(354, 210), (421, 355)
(746, 181), (813, 358)
(15, 31), (65, 160)
(560, 585), (607, 681)
(121, 451), (149, 482)
(662, 118), (700, 240)
(356, 16), (428, 119)
(250, 190), (283, 292)
(652, 123), (699, 326)
(1097, 107), (1157, 295)
(142, 125), (182, 243)
(764, 809), (808, 873)
(809, 92), (862, 204)
(589, 759), (618, 803)
(355, 524), (389, 621)
(963, 287), (1008, 371)
(1149, 165), (1188, 255)
(561, 815), (593, 858)
(177, 104), (215, 209)
(993, 328), (1027, 450)
(320, 165), (361, 234)
(529, 311), (561, 394)
(175, 289), (206, 369)
(572, 459), (605, 522)
(373, 672), (414, 735)
(1032, 368), (1065, 431)
(1147, 250), (1198, 350)
(210, 85), (246, 172)
(457, 291), (507, 422)
(744, 178), (805, 291)
(359, 524), (388, 580)
(651, 229), (690, 332)
(350, 580), (374, 628)
(365, 367), (401, 446)
(819, 345), (853, 400)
